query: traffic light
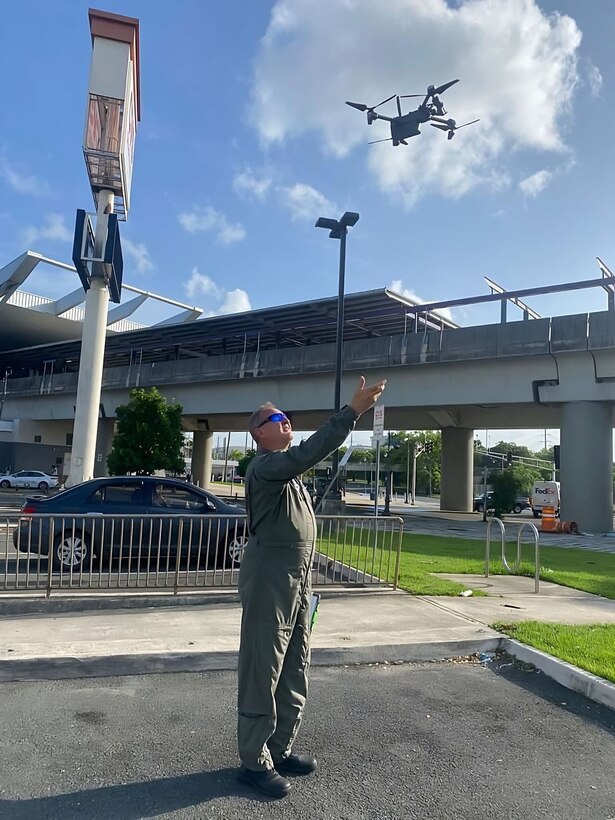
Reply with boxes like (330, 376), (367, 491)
(506, 450), (513, 466)
(553, 444), (560, 470)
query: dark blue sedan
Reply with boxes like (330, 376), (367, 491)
(13, 476), (247, 572)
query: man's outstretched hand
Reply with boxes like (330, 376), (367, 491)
(349, 376), (387, 417)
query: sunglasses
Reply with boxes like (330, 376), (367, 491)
(257, 412), (290, 428)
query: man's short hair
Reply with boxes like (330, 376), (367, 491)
(248, 402), (277, 437)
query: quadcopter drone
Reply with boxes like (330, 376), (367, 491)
(346, 79), (479, 145)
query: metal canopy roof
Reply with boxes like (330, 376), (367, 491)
(0, 288), (457, 374)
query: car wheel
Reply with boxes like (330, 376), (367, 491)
(53, 533), (91, 572)
(532, 510), (541, 519)
(513, 504), (522, 514)
(0, 479), (10, 489)
(221, 531), (248, 568)
(38, 481), (49, 491)
(475, 503), (483, 513)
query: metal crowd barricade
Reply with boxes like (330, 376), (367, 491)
(314, 515), (404, 590)
(485, 517), (540, 593)
(0, 512), (404, 597)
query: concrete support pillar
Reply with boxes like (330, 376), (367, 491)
(94, 418), (115, 478)
(192, 430), (213, 489)
(560, 401), (613, 533)
(440, 427), (473, 511)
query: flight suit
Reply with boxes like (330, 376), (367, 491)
(237, 405), (358, 771)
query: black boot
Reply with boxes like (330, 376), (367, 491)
(237, 766), (291, 798)
(272, 753), (317, 776)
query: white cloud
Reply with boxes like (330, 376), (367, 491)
(178, 206), (246, 245)
(0, 153), (48, 196)
(233, 167), (273, 201)
(122, 238), (154, 275)
(519, 169), (553, 198)
(587, 63), (603, 98)
(280, 182), (336, 222)
(388, 279), (454, 323)
(251, 0), (582, 207)
(218, 288), (252, 314)
(22, 213), (71, 247)
(184, 267), (252, 316)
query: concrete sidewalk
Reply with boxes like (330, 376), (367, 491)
(1, 578), (615, 712)
(0, 589), (501, 680)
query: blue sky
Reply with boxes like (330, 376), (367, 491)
(1, 0), (613, 451)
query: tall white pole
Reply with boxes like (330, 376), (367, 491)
(66, 190), (113, 487)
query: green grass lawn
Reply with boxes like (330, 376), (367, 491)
(323, 531), (615, 598)
(495, 621), (615, 684)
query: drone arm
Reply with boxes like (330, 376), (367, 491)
(373, 114), (393, 122)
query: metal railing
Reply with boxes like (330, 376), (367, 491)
(315, 516), (403, 590)
(485, 517), (541, 593)
(0, 512), (403, 597)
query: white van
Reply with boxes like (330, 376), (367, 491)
(531, 481), (560, 518)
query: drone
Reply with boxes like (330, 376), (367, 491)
(346, 79), (479, 145)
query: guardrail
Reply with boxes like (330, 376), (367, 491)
(0, 513), (403, 597)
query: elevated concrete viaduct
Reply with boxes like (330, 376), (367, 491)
(2, 308), (615, 532)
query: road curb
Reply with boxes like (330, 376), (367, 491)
(0, 592), (241, 616)
(503, 638), (615, 711)
(0, 637), (503, 683)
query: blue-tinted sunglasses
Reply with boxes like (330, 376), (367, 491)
(257, 412), (289, 428)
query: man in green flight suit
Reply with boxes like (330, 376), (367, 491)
(237, 375), (387, 798)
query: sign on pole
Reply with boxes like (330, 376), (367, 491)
(373, 405), (385, 439)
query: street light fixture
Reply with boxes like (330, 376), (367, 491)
(315, 211), (360, 503)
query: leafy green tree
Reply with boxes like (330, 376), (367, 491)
(490, 440), (534, 460)
(229, 449), (244, 462)
(237, 450), (257, 478)
(347, 448), (375, 463)
(107, 387), (185, 476)
(383, 431), (441, 495)
(490, 464), (543, 517)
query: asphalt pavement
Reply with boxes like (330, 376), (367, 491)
(0, 662), (613, 819)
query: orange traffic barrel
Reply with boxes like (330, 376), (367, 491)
(541, 506), (557, 532)
(556, 520), (578, 534)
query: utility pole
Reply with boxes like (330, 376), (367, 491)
(405, 438), (411, 504)
(411, 442), (419, 505)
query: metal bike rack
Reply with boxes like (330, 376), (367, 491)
(485, 518), (541, 593)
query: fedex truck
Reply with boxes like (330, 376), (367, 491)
(531, 481), (560, 518)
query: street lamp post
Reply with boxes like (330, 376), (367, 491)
(315, 211), (360, 505)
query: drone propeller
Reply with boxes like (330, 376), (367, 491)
(431, 79), (459, 96)
(346, 94), (396, 114)
(430, 118), (479, 138)
(453, 118), (480, 130)
(368, 137), (394, 144)
(398, 94), (423, 99)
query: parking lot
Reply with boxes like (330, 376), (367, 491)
(0, 659), (613, 819)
